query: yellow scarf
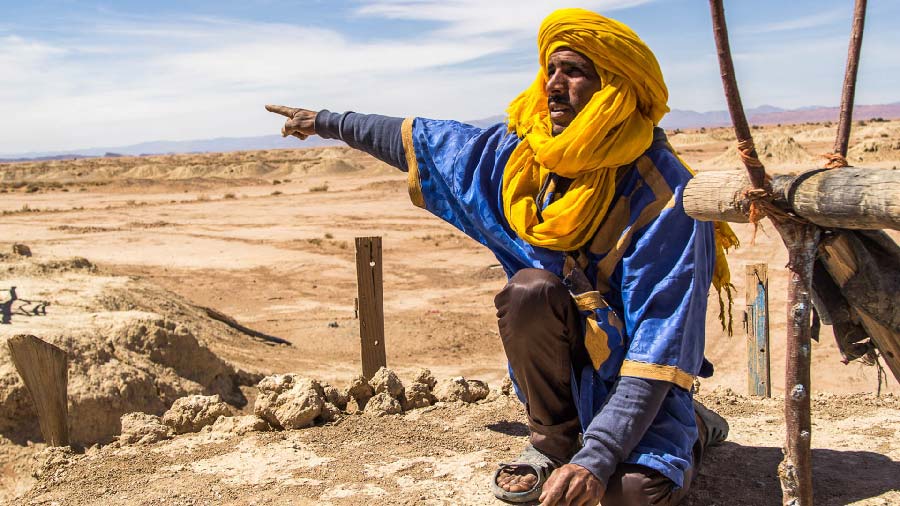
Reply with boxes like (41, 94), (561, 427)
(503, 8), (738, 332)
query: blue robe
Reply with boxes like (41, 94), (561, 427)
(400, 117), (716, 487)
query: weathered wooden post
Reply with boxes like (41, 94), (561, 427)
(355, 236), (387, 380)
(832, 0), (868, 163)
(746, 264), (771, 397)
(7, 334), (69, 446)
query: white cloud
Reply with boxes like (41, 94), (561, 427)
(0, 15), (526, 154)
(356, 0), (656, 38)
(738, 8), (848, 34)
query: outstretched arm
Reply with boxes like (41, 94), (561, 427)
(265, 105), (407, 171)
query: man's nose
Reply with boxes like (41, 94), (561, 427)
(546, 70), (566, 94)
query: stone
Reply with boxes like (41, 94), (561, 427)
(401, 382), (435, 411)
(318, 402), (343, 423)
(371, 367), (404, 399)
(209, 415), (271, 435)
(413, 368), (437, 390)
(500, 376), (514, 396)
(162, 394), (232, 434)
(118, 412), (171, 445)
(434, 377), (490, 403)
(323, 384), (348, 410)
(12, 243), (32, 257)
(346, 375), (374, 409)
(364, 392), (402, 417)
(254, 374), (324, 429)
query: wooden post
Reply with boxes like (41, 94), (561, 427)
(746, 264), (771, 397)
(6, 334), (69, 446)
(355, 237), (386, 380)
(774, 223), (819, 506)
(834, 0), (868, 159)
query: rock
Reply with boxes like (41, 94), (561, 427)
(346, 375), (374, 409)
(209, 415), (271, 435)
(500, 376), (514, 396)
(12, 243), (32, 257)
(364, 392), (402, 417)
(413, 368), (437, 390)
(323, 385), (348, 410)
(118, 412), (171, 445)
(401, 382), (435, 411)
(254, 374), (324, 429)
(466, 380), (489, 401)
(161, 394), (232, 434)
(371, 367), (404, 399)
(318, 402), (343, 423)
(435, 377), (490, 403)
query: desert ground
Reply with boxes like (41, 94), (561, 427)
(1, 120), (898, 505)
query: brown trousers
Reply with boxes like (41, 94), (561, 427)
(495, 268), (702, 506)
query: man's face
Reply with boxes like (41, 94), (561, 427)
(545, 48), (602, 135)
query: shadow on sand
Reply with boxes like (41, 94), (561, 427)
(685, 442), (900, 505)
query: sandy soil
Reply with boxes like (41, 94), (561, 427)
(1, 121), (898, 504)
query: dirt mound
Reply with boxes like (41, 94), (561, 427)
(847, 139), (900, 164)
(702, 133), (817, 170)
(0, 255), (256, 446)
(667, 132), (718, 146)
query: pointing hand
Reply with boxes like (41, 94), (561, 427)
(265, 104), (318, 140)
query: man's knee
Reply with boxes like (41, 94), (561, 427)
(495, 268), (568, 311)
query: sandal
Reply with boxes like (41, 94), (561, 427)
(492, 444), (559, 503)
(694, 400), (729, 447)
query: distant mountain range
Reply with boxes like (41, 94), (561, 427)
(659, 102), (900, 130)
(3, 102), (899, 162)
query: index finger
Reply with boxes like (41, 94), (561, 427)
(265, 104), (299, 118)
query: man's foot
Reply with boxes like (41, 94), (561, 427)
(694, 400), (729, 447)
(492, 444), (559, 503)
(495, 466), (539, 494)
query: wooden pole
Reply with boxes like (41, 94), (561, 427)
(355, 237), (386, 380)
(683, 168), (900, 230)
(774, 224), (819, 505)
(6, 334), (69, 446)
(708, 0), (767, 191)
(745, 264), (771, 397)
(834, 0), (868, 159)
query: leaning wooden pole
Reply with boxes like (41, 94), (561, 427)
(708, 0), (767, 192)
(708, 2), (814, 504)
(833, 0), (868, 161)
(7, 335), (69, 446)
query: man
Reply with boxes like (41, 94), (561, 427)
(267, 8), (731, 505)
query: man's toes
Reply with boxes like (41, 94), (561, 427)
(496, 468), (539, 492)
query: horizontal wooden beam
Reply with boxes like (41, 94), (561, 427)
(683, 168), (900, 230)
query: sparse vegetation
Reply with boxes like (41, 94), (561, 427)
(309, 182), (329, 192)
(223, 193), (237, 199)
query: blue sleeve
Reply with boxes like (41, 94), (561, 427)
(570, 377), (671, 485)
(617, 152), (716, 389)
(315, 110), (407, 171)
(404, 117), (563, 274)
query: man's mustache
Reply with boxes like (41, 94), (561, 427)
(548, 95), (570, 107)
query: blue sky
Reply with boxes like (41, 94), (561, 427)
(2, 0), (898, 154)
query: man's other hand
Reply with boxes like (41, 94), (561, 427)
(265, 105), (317, 140)
(539, 464), (604, 506)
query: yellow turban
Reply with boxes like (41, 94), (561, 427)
(503, 8), (669, 250)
